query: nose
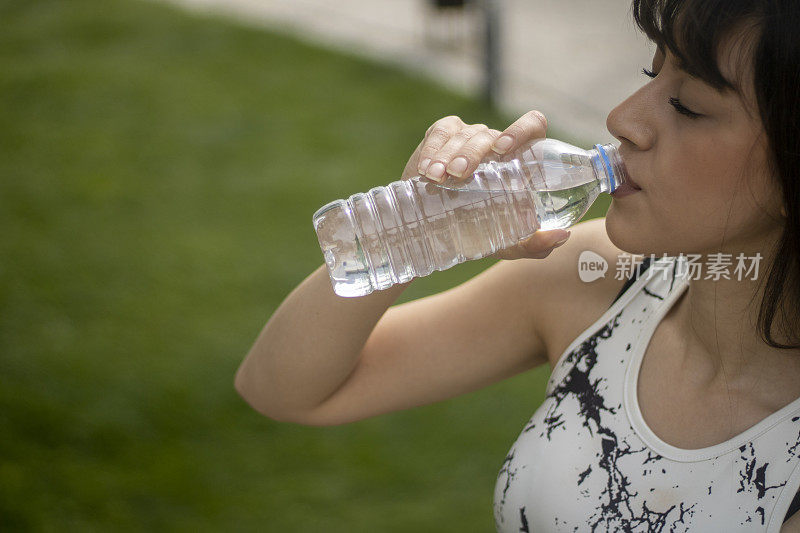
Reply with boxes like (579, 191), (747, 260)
(606, 84), (657, 151)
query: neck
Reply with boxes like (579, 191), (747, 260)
(670, 233), (800, 388)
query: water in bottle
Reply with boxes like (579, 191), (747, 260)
(313, 138), (629, 297)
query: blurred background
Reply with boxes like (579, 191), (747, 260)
(1, 0), (651, 530)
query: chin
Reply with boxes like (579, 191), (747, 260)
(604, 205), (649, 255)
(605, 211), (698, 258)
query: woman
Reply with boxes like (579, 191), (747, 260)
(235, 0), (800, 530)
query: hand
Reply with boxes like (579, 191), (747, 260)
(400, 111), (571, 261)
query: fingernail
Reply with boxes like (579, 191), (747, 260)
(552, 231), (571, 247)
(426, 162), (446, 182)
(447, 157), (468, 178)
(492, 135), (514, 154)
(418, 158), (431, 174)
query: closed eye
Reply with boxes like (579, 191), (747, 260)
(668, 97), (702, 119)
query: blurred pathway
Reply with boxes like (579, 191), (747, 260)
(164, 0), (654, 143)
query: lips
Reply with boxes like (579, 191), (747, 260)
(611, 179), (642, 197)
(617, 168), (642, 191)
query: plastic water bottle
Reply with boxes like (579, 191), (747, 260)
(313, 138), (629, 297)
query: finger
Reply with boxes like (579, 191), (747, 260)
(519, 229), (570, 256)
(490, 110), (548, 155)
(417, 116), (465, 175)
(491, 229), (570, 261)
(423, 123), (488, 182)
(444, 128), (502, 180)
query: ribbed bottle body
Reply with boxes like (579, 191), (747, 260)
(313, 163), (541, 297)
(313, 139), (624, 297)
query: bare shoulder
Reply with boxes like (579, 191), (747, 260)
(782, 508), (800, 533)
(528, 217), (642, 370)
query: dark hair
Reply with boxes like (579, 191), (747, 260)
(632, 0), (800, 350)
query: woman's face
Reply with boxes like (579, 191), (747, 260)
(604, 31), (785, 259)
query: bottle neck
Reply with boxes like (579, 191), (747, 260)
(590, 143), (628, 193)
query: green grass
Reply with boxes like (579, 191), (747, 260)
(0, 0), (611, 530)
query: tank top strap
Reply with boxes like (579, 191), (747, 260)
(547, 255), (680, 394)
(609, 254), (653, 309)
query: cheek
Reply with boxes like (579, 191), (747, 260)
(606, 135), (778, 255)
(648, 139), (734, 243)
(682, 136), (783, 240)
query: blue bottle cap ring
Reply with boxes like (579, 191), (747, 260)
(594, 144), (616, 191)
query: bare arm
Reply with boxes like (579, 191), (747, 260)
(275, 254), (555, 426)
(235, 214), (624, 427)
(234, 265), (413, 420)
(234, 239), (565, 426)
(271, 216), (629, 426)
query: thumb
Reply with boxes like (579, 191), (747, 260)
(521, 229), (571, 252)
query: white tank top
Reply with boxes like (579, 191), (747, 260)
(493, 255), (800, 532)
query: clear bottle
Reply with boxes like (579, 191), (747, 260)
(313, 138), (629, 297)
